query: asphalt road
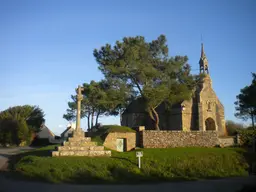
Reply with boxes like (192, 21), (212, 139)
(0, 175), (255, 192)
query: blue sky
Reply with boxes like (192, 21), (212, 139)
(0, 0), (255, 135)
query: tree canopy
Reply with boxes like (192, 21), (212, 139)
(93, 35), (199, 130)
(63, 80), (131, 130)
(0, 105), (45, 146)
(235, 73), (256, 128)
(225, 120), (244, 136)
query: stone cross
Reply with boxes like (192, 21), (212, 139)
(75, 85), (84, 131)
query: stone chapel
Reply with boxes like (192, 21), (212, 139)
(121, 44), (227, 136)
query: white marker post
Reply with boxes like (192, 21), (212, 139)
(136, 151), (143, 169)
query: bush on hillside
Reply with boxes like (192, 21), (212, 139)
(238, 129), (256, 146)
(226, 120), (243, 136)
(247, 126), (256, 130)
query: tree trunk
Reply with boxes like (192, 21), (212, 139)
(152, 107), (160, 130)
(119, 109), (122, 125)
(95, 111), (100, 127)
(87, 113), (90, 131)
(91, 109), (95, 129)
(251, 114), (255, 129)
(148, 107), (160, 130)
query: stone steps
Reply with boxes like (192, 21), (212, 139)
(57, 146), (104, 151)
(67, 137), (91, 142)
(52, 129), (111, 157)
(52, 150), (111, 157)
(63, 141), (97, 147)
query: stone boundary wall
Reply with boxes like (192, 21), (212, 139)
(218, 137), (235, 147)
(141, 130), (219, 148)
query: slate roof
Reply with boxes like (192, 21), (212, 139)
(122, 97), (183, 115)
(37, 124), (55, 137)
(61, 126), (74, 138)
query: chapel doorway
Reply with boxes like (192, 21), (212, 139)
(205, 118), (216, 130)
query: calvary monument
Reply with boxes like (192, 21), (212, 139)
(52, 85), (111, 157)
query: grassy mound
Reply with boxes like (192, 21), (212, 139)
(91, 125), (135, 145)
(96, 125), (135, 134)
(11, 146), (250, 184)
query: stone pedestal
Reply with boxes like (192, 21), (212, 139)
(52, 129), (111, 157)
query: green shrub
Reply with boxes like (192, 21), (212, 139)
(238, 129), (256, 146)
(247, 126), (256, 130)
(226, 120), (243, 136)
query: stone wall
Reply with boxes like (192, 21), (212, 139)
(103, 132), (136, 151)
(218, 137), (235, 147)
(141, 130), (219, 148)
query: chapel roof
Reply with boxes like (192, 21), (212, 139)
(122, 97), (183, 115)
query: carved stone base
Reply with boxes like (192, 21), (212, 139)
(52, 129), (111, 157)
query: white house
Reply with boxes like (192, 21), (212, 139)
(61, 123), (76, 140)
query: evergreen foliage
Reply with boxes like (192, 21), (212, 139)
(0, 105), (45, 146)
(93, 35), (201, 129)
(235, 73), (256, 129)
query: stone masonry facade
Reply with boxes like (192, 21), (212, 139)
(141, 130), (219, 148)
(103, 132), (136, 151)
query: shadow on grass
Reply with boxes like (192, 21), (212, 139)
(1, 165), (193, 185)
(3, 154), (193, 185)
(8, 147), (52, 171)
(65, 167), (192, 185)
(232, 147), (256, 174)
(1, 146), (55, 183)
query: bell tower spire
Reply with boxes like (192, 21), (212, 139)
(199, 43), (209, 74)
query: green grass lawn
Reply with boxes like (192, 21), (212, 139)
(8, 146), (253, 184)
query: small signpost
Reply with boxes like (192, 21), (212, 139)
(136, 151), (143, 169)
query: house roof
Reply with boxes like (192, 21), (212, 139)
(61, 126), (75, 137)
(37, 124), (55, 137)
